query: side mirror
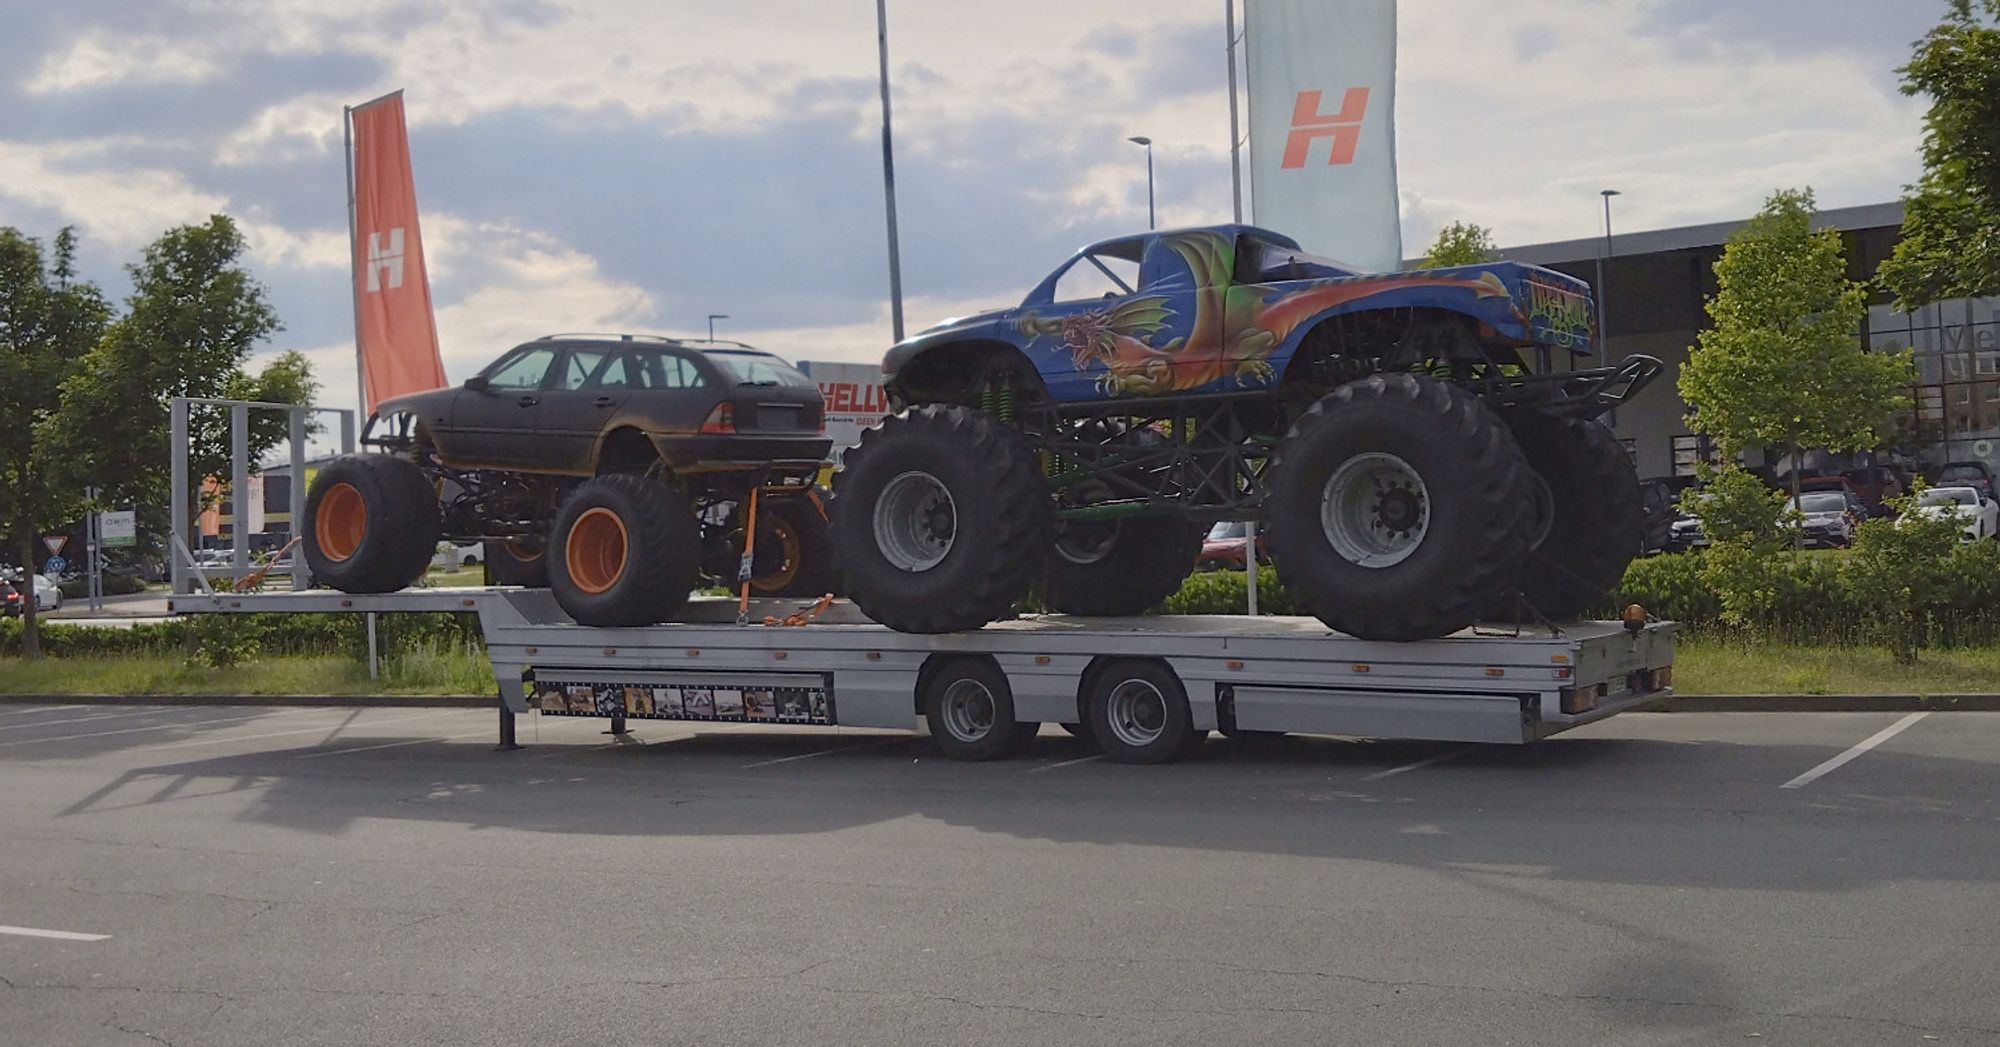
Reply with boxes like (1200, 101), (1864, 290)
(464, 375), (490, 392)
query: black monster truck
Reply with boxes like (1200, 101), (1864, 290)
(832, 226), (1658, 641)
(302, 334), (834, 626)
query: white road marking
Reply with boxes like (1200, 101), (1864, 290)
(129, 710), (465, 753)
(0, 707), (206, 732)
(295, 729), (495, 759)
(1780, 712), (1930, 790)
(0, 704), (87, 717)
(739, 736), (910, 768)
(1363, 748), (1472, 781)
(0, 924), (110, 942)
(1028, 754), (1105, 773)
(0, 708), (318, 749)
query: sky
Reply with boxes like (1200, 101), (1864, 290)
(0, 0), (1946, 419)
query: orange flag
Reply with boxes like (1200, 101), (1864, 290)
(348, 91), (447, 415)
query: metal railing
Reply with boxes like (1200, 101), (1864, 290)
(168, 397), (355, 596)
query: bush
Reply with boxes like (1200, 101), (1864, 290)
(1158, 566), (1295, 615)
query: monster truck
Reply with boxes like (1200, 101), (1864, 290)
(832, 225), (1659, 641)
(301, 334), (834, 627)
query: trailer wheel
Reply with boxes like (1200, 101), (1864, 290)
(1484, 411), (1643, 622)
(549, 474), (700, 627)
(834, 405), (1051, 633)
(484, 541), (547, 587)
(746, 495), (836, 598)
(1043, 513), (1203, 616)
(302, 454), (440, 594)
(922, 657), (1033, 761)
(1085, 660), (1203, 764)
(1266, 374), (1530, 641)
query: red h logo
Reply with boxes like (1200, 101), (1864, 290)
(1281, 87), (1370, 169)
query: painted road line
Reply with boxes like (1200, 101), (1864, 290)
(1363, 747), (1472, 781)
(130, 710), (466, 754)
(0, 707), (212, 733)
(0, 704), (88, 717)
(295, 729), (496, 759)
(0, 708), (319, 749)
(1028, 754), (1105, 774)
(0, 925), (110, 942)
(1780, 712), (1930, 790)
(740, 736), (911, 768)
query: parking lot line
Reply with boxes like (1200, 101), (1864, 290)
(0, 924), (110, 942)
(0, 708), (319, 749)
(1780, 712), (1929, 790)
(295, 728), (495, 759)
(1027, 754), (1104, 774)
(739, 736), (910, 768)
(0, 707), (201, 732)
(129, 710), (465, 754)
(1363, 747), (1472, 781)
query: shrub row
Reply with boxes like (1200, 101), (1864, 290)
(0, 611), (483, 661)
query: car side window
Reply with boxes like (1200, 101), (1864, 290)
(660, 355), (706, 389)
(1052, 252), (1139, 302)
(557, 349), (609, 391)
(483, 347), (557, 390)
(595, 353), (634, 389)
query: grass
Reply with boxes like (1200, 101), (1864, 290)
(0, 644), (495, 696)
(1674, 638), (2000, 695)
(423, 564), (489, 588)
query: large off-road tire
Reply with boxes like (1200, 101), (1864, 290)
(833, 405), (1052, 633)
(1043, 513), (1203, 615)
(745, 494), (836, 598)
(549, 474), (700, 627)
(483, 541), (547, 587)
(1265, 374), (1532, 641)
(1486, 411), (1643, 622)
(302, 454), (440, 594)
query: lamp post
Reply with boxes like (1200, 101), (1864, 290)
(876, 0), (906, 342)
(707, 313), (729, 342)
(1597, 189), (1621, 349)
(1128, 136), (1155, 230)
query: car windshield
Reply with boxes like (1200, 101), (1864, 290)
(1207, 522), (1249, 540)
(1939, 466), (1986, 482)
(706, 351), (812, 388)
(1920, 488), (1978, 507)
(1796, 493), (1845, 513)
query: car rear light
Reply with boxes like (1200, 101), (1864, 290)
(699, 402), (735, 434)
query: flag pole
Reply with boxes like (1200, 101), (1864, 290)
(1226, 0), (1245, 224)
(875, 0), (906, 343)
(344, 102), (365, 418)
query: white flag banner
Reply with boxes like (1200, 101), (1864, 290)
(1246, 0), (1401, 272)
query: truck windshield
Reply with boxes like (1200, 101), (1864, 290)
(707, 351), (813, 388)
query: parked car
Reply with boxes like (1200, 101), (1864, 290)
(1796, 476), (1870, 519)
(1933, 461), (1996, 500)
(1906, 485), (1999, 542)
(1, 578), (18, 617)
(432, 542), (485, 570)
(1791, 490), (1861, 548)
(1, 572), (61, 613)
(1197, 521), (1270, 571)
(1832, 465), (1905, 516)
(1638, 478), (1679, 554)
(304, 334), (835, 627)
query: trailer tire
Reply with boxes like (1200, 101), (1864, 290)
(1085, 659), (1201, 764)
(834, 405), (1051, 633)
(302, 454), (440, 594)
(1043, 513), (1202, 616)
(746, 495), (836, 598)
(922, 657), (1031, 761)
(1484, 411), (1644, 622)
(484, 541), (547, 587)
(1266, 374), (1530, 641)
(549, 474), (700, 627)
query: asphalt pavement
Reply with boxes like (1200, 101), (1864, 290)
(0, 703), (1995, 1046)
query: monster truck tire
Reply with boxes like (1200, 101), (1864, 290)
(1043, 513), (1203, 616)
(1265, 373), (1531, 641)
(549, 474), (701, 627)
(302, 454), (441, 594)
(1485, 411), (1643, 622)
(747, 494), (837, 598)
(484, 541), (547, 587)
(833, 404), (1052, 633)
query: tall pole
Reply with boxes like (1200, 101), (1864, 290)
(1225, 0), (1244, 223)
(1597, 189), (1620, 352)
(875, 0), (906, 343)
(707, 313), (729, 342)
(344, 104), (365, 417)
(1128, 137), (1156, 230)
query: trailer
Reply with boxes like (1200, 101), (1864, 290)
(168, 588), (1676, 764)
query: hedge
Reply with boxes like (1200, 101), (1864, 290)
(0, 611), (482, 660)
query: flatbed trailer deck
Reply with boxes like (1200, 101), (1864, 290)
(169, 587), (1676, 761)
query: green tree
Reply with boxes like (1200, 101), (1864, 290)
(1877, 0), (2000, 308)
(1681, 464), (1799, 631)
(1416, 221), (1498, 268)
(1845, 481), (1966, 663)
(47, 215), (300, 551)
(0, 228), (113, 658)
(1677, 188), (1913, 529)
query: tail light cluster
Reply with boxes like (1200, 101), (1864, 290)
(1559, 665), (1674, 715)
(699, 402), (735, 434)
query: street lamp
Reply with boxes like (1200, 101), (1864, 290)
(1128, 136), (1155, 230)
(707, 313), (729, 342)
(1597, 189), (1621, 349)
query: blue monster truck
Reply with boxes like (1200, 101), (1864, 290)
(831, 225), (1660, 641)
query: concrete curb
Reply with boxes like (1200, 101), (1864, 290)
(0, 693), (493, 709)
(1662, 694), (2000, 713)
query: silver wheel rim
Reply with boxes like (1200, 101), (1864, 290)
(939, 679), (996, 742)
(874, 470), (956, 572)
(1104, 678), (1168, 749)
(1319, 452), (1430, 568)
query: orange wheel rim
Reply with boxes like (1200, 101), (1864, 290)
(751, 519), (804, 593)
(503, 541), (542, 563)
(314, 482), (367, 562)
(566, 507), (628, 594)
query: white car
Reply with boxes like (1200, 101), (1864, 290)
(432, 542), (485, 570)
(1906, 486), (1999, 542)
(31, 573), (61, 611)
